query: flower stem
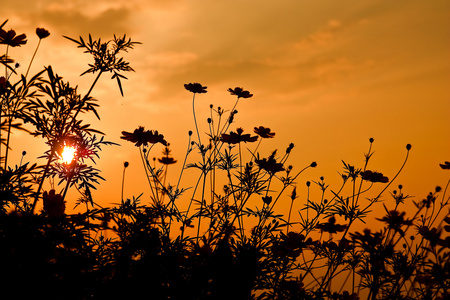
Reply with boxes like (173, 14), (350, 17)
(192, 93), (202, 147)
(25, 39), (41, 79)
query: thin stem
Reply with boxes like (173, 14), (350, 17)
(286, 198), (294, 234)
(192, 93), (202, 147)
(61, 171), (74, 202)
(139, 147), (158, 202)
(25, 39), (41, 79)
(121, 164), (127, 201)
(196, 171), (207, 243)
(3, 116), (12, 169)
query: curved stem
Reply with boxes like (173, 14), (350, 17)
(192, 93), (202, 147)
(3, 116), (12, 169)
(25, 39), (41, 79)
(121, 164), (127, 201)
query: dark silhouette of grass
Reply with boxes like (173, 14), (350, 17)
(1, 20), (449, 299)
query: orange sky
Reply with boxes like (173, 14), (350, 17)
(3, 0), (450, 219)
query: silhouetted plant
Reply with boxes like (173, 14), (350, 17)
(1, 19), (449, 300)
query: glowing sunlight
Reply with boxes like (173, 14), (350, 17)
(61, 145), (76, 164)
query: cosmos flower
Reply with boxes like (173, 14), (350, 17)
(271, 232), (312, 258)
(43, 189), (66, 217)
(221, 127), (258, 144)
(158, 146), (177, 165)
(316, 216), (347, 234)
(36, 28), (50, 39)
(121, 126), (167, 147)
(262, 196), (272, 205)
(418, 226), (442, 247)
(350, 228), (383, 251)
(254, 126), (275, 138)
(255, 150), (285, 175)
(0, 29), (27, 47)
(227, 87), (253, 99)
(439, 161), (450, 170)
(360, 170), (389, 183)
(184, 82), (207, 94)
(158, 156), (177, 165)
(376, 210), (412, 235)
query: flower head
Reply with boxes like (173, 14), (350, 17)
(376, 210), (412, 235)
(439, 161), (450, 170)
(316, 216), (347, 234)
(121, 126), (167, 147)
(360, 170), (389, 183)
(350, 228), (383, 251)
(221, 127), (258, 144)
(227, 87), (253, 99)
(418, 226), (442, 247)
(0, 29), (27, 47)
(255, 150), (285, 175)
(36, 28), (50, 39)
(254, 126), (275, 138)
(43, 189), (66, 217)
(262, 196), (272, 205)
(184, 82), (207, 94)
(271, 232), (312, 258)
(158, 156), (177, 165)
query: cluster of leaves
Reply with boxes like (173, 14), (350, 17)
(1, 20), (449, 300)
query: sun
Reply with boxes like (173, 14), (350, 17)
(61, 146), (76, 164)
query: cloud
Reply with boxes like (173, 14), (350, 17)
(2, 0), (142, 37)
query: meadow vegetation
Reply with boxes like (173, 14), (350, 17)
(1, 20), (449, 299)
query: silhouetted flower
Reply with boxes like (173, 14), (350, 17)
(228, 87), (252, 98)
(376, 210), (412, 236)
(272, 232), (312, 258)
(316, 216), (347, 234)
(262, 196), (272, 205)
(158, 146), (177, 165)
(0, 29), (27, 46)
(184, 82), (207, 94)
(255, 150), (285, 175)
(221, 127), (258, 144)
(36, 28), (50, 39)
(121, 126), (167, 147)
(360, 170), (389, 183)
(227, 87), (253, 98)
(439, 161), (450, 170)
(350, 228), (383, 251)
(418, 226), (442, 247)
(254, 126), (275, 138)
(158, 156), (177, 165)
(43, 189), (65, 217)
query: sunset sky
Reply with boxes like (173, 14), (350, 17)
(3, 0), (450, 216)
